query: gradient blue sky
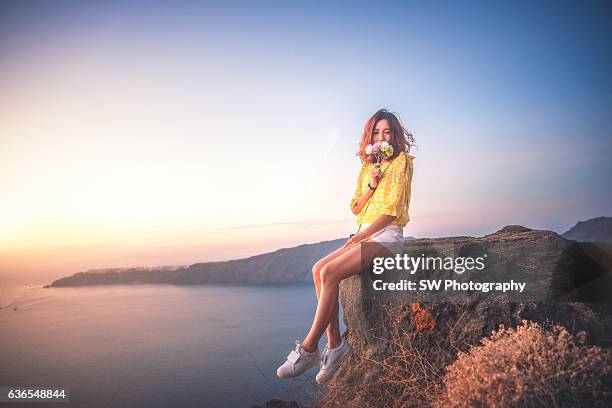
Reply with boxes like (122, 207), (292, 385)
(1, 0), (611, 284)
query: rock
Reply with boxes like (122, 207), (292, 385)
(328, 224), (612, 405)
(343, 224), (612, 348)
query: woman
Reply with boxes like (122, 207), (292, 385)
(277, 108), (415, 384)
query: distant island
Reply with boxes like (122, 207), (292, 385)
(46, 237), (350, 287)
(45, 217), (611, 288)
(562, 216), (612, 242)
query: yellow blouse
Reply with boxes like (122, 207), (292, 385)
(349, 151), (415, 228)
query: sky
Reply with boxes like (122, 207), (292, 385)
(1, 0), (611, 285)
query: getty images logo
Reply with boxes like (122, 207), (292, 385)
(372, 253), (488, 275)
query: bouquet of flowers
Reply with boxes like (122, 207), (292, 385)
(365, 141), (394, 167)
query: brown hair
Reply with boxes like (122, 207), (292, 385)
(357, 108), (416, 163)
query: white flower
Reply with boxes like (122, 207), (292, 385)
(381, 141), (389, 150)
(365, 145), (373, 155)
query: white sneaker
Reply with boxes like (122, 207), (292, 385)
(276, 340), (321, 379)
(315, 337), (352, 384)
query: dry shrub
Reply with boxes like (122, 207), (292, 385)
(315, 302), (475, 408)
(411, 303), (436, 332)
(436, 319), (612, 408)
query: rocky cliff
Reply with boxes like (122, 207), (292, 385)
(323, 224), (612, 407)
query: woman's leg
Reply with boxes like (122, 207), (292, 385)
(302, 241), (391, 352)
(312, 245), (351, 348)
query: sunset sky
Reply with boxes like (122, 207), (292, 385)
(1, 1), (611, 285)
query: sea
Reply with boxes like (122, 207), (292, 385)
(0, 283), (345, 408)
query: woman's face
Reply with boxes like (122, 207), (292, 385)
(372, 119), (392, 144)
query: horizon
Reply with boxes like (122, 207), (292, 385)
(2, 1), (611, 285)
(2, 215), (604, 287)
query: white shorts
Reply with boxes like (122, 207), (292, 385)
(361, 222), (405, 257)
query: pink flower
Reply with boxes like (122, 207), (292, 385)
(372, 142), (381, 152)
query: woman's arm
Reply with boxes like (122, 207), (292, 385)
(351, 187), (374, 215)
(350, 165), (383, 215)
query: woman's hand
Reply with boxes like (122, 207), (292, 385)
(343, 232), (369, 250)
(370, 164), (382, 188)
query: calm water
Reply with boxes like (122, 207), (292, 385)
(0, 283), (345, 407)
